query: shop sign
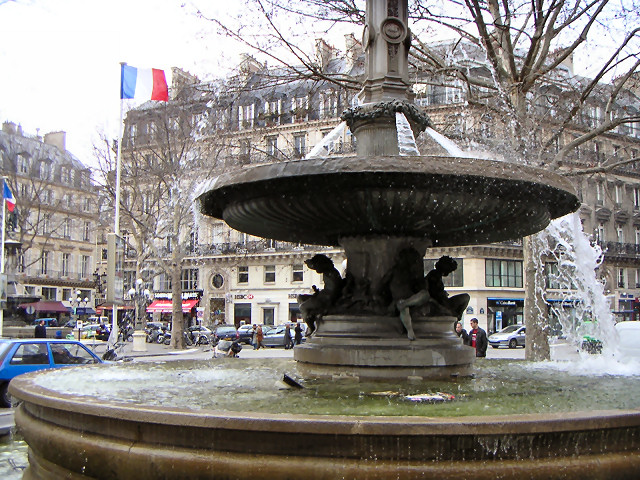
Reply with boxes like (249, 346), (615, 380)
(235, 294), (254, 300)
(494, 300), (517, 306)
(154, 290), (202, 300)
(288, 293), (299, 299)
(466, 306), (474, 314)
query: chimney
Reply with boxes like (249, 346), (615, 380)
(315, 39), (336, 71)
(344, 33), (362, 72)
(2, 122), (17, 134)
(44, 131), (66, 151)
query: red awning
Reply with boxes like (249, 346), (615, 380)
(19, 301), (71, 313)
(146, 299), (198, 313)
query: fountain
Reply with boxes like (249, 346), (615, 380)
(9, 1), (640, 478)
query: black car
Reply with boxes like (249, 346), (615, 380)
(212, 325), (239, 343)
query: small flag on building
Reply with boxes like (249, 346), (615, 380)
(120, 64), (169, 102)
(3, 181), (15, 212)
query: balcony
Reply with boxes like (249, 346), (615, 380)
(190, 241), (330, 257)
(600, 241), (640, 258)
(17, 268), (95, 284)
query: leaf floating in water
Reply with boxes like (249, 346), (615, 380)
(404, 392), (455, 403)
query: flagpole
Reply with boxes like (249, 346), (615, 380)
(110, 62), (127, 346)
(0, 177), (6, 338)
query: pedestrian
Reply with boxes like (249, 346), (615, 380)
(34, 320), (47, 338)
(294, 322), (303, 345)
(284, 324), (293, 349)
(455, 321), (469, 345)
(251, 324), (258, 350)
(468, 318), (488, 357)
(256, 324), (265, 350)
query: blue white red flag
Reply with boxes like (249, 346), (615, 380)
(3, 180), (15, 212)
(120, 64), (168, 101)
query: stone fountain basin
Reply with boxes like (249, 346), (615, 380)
(196, 156), (580, 247)
(10, 368), (640, 480)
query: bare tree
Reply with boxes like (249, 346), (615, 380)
(94, 99), (228, 349)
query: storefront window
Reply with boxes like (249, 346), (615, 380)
(485, 259), (522, 288)
(234, 303), (251, 326)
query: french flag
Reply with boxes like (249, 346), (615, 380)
(120, 64), (169, 102)
(3, 180), (15, 213)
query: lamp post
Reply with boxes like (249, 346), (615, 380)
(129, 278), (151, 352)
(70, 290), (88, 340)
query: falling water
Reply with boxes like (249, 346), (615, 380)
(424, 127), (467, 157)
(305, 121), (348, 159)
(538, 213), (619, 354)
(395, 112), (420, 156)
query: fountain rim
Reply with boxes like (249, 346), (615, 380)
(195, 154), (578, 220)
(10, 371), (640, 436)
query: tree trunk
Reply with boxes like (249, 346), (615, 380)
(170, 258), (185, 349)
(523, 234), (551, 361)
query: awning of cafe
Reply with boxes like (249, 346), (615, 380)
(146, 299), (199, 313)
(18, 301), (71, 314)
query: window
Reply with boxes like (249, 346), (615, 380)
(81, 255), (90, 278)
(181, 268), (199, 290)
(83, 197), (91, 212)
(10, 343), (49, 365)
(266, 136), (278, 156)
(425, 258), (463, 287)
(633, 188), (640, 209)
(63, 218), (72, 239)
(238, 266), (249, 284)
(61, 253), (70, 276)
(51, 343), (98, 365)
(615, 184), (623, 205)
(42, 214), (51, 235)
(263, 307), (275, 326)
(40, 161), (50, 180)
(292, 264), (304, 282)
(42, 286), (56, 300)
(17, 253), (24, 273)
(40, 251), (50, 275)
(636, 228), (640, 245)
(596, 182), (604, 205)
(83, 221), (91, 241)
(616, 225), (624, 243)
(485, 259), (523, 288)
(42, 189), (53, 204)
(264, 265), (276, 283)
(293, 134), (306, 156)
(17, 154), (29, 174)
(596, 223), (605, 243)
(618, 268), (626, 288)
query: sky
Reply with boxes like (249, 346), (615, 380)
(0, 0), (232, 166)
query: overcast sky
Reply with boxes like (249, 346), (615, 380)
(0, 0), (232, 166)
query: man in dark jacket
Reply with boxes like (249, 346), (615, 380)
(34, 320), (47, 338)
(468, 318), (488, 357)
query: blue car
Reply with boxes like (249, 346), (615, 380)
(0, 338), (103, 407)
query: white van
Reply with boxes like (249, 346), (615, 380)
(87, 316), (109, 325)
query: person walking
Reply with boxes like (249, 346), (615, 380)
(455, 321), (469, 345)
(294, 322), (303, 345)
(251, 325), (258, 350)
(34, 320), (47, 338)
(468, 318), (488, 357)
(284, 324), (293, 349)
(255, 324), (265, 350)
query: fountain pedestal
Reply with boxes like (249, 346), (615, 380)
(295, 315), (474, 379)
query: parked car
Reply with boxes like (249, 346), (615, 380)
(0, 338), (103, 407)
(188, 326), (213, 345)
(212, 325), (239, 343)
(488, 325), (526, 349)
(237, 324), (255, 345)
(32, 318), (58, 327)
(262, 324), (305, 348)
(79, 324), (101, 339)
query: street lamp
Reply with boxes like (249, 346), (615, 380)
(128, 278), (152, 352)
(70, 290), (89, 339)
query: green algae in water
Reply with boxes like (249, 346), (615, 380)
(31, 358), (640, 417)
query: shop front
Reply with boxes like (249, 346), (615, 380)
(486, 298), (524, 334)
(146, 290), (202, 328)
